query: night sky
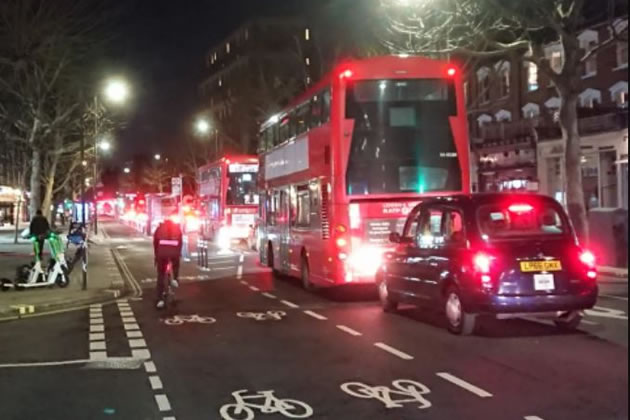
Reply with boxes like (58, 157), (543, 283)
(111, 0), (313, 162)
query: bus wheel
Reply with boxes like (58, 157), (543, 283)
(301, 256), (315, 291)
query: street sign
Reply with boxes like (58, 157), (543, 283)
(171, 177), (182, 196)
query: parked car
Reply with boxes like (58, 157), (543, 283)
(377, 193), (599, 335)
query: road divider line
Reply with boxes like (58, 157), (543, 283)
(249, 286), (260, 292)
(374, 343), (414, 360)
(436, 372), (493, 398)
(303, 310), (327, 321)
(336, 325), (362, 336)
(280, 300), (300, 309)
(149, 375), (164, 390)
(126, 330), (144, 338)
(129, 339), (148, 348)
(240, 280), (248, 285)
(89, 333), (105, 341)
(524, 416), (545, 420)
(145, 361), (157, 373)
(155, 394), (172, 412)
(261, 293), (277, 299)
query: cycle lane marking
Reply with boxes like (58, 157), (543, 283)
(374, 343), (414, 360)
(280, 300), (300, 309)
(336, 325), (363, 336)
(303, 310), (327, 321)
(340, 380), (432, 410)
(219, 389), (314, 420)
(436, 372), (493, 398)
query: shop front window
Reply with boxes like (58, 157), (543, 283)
(600, 150), (618, 208)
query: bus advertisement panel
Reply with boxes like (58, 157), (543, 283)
(257, 56), (470, 288)
(198, 156), (259, 246)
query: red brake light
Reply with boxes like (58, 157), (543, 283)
(508, 204), (534, 213)
(340, 69), (353, 79)
(447, 67), (457, 77)
(579, 250), (596, 267)
(473, 252), (492, 274)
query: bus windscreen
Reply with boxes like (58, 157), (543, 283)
(226, 165), (258, 206)
(345, 79), (462, 196)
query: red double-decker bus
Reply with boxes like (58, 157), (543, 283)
(257, 56), (471, 289)
(198, 155), (259, 247)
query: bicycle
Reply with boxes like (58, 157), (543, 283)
(220, 390), (313, 420)
(236, 311), (287, 321)
(340, 379), (432, 410)
(164, 314), (216, 326)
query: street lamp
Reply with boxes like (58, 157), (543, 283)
(104, 79), (130, 105)
(154, 154), (162, 161)
(124, 167), (131, 174)
(194, 116), (220, 159)
(98, 138), (112, 152)
(195, 118), (210, 135)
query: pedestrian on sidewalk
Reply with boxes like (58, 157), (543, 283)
(29, 210), (50, 260)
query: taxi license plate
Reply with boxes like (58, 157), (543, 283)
(520, 260), (563, 272)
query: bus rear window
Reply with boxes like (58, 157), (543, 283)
(477, 203), (568, 240)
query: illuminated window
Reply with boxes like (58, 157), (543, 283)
(305, 28), (310, 41)
(305, 57), (310, 66)
(550, 51), (563, 74)
(497, 63), (510, 97)
(226, 43), (231, 54)
(219, 79), (223, 87)
(583, 40), (598, 77)
(527, 62), (539, 91)
(476, 67), (490, 103)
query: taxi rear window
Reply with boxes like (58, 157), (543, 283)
(477, 203), (568, 240)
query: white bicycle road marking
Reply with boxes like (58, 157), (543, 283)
(237, 311), (287, 321)
(340, 380), (432, 410)
(219, 390), (313, 420)
(585, 306), (628, 320)
(163, 314), (217, 326)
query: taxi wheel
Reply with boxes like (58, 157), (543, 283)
(378, 277), (398, 313)
(554, 311), (583, 331)
(445, 286), (476, 336)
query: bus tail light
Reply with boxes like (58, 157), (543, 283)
(447, 66), (457, 77)
(339, 69), (353, 79)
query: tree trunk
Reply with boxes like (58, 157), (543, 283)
(559, 93), (589, 243)
(29, 148), (42, 218)
(42, 153), (60, 221)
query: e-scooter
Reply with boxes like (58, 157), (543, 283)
(1, 232), (70, 291)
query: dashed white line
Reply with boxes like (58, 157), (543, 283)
(90, 325), (105, 333)
(280, 300), (300, 309)
(436, 372), (493, 398)
(374, 343), (414, 360)
(303, 310), (327, 321)
(132, 349), (151, 360)
(261, 292), (277, 299)
(249, 286), (260, 292)
(89, 333), (105, 341)
(124, 323), (140, 331)
(89, 351), (107, 361)
(155, 394), (172, 412)
(122, 317), (137, 323)
(129, 339), (148, 348)
(126, 330), (144, 338)
(144, 361), (157, 373)
(149, 375), (164, 390)
(524, 416), (545, 420)
(89, 341), (107, 351)
(163, 417), (176, 420)
(336, 325), (362, 336)
(240, 280), (248, 285)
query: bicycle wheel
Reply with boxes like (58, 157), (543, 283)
(56, 265), (70, 288)
(340, 382), (375, 399)
(164, 318), (183, 326)
(277, 398), (314, 418)
(219, 404), (255, 420)
(196, 316), (216, 324)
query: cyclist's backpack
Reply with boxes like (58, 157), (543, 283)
(156, 222), (182, 259)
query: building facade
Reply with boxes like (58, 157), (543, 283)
(467, 18), (628, 211)
(199, 18), (318, 155)
(0, 140), (28, 225)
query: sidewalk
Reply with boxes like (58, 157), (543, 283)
(0, 238), (126, 320)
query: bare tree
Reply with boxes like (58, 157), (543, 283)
(380, 0), (628, 242)
(143, 164), (172, 194)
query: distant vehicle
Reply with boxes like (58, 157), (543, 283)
(378, 193), (599, 335)
(257, 55), (470, 289)
(146, 194), (178, 234)
(198, 156), (259, 247)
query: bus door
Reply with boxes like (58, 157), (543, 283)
(278, 189), (291, 273)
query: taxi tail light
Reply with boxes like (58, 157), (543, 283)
(578, 249), (597, 280)
(473, 252), (493, 274)
(508, 203), (534, 214)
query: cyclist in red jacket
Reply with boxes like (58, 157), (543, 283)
(153, 215), (183, 309)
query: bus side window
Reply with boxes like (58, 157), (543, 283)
(295, 185), (310, 228)
(310, 95), (321, 128)
(296, 103), (310, 136)
(322, 89), (331, 123)
(309, 181), (320, 228)
(279, 117), (290, 144)
(288, 110), (298, 139)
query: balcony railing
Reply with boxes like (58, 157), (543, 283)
(475, 110), (628, 146)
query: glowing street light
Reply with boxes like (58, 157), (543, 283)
(195, 118), (211, 135)
(123, 167), (131, 174)
(154, 154), (161, 161)
(104, 78), (130, 104)
(98, 139), (112, 152)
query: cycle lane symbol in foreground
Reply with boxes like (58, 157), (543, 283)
(237, 311), (287, 322)
(162, 314), (217, 326)
(220, 390), (313, 420)
(340, 380), (432, 410)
